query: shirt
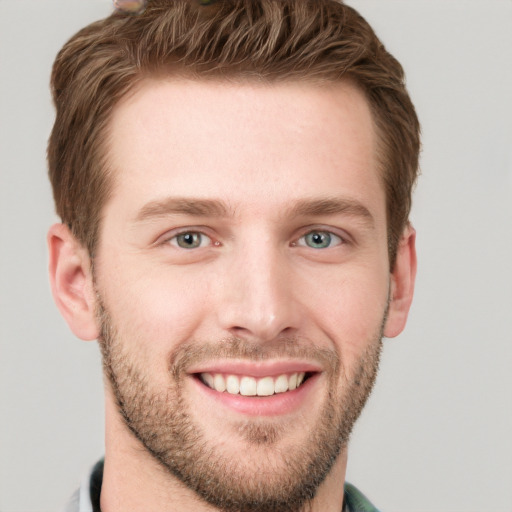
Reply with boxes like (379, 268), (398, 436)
(62, 459), (381, 512)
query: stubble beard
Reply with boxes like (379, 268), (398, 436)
(97, 300), (383, 512)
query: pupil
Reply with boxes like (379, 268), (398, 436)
(307, 231), (330, 248)
(178, 232), (200, 248)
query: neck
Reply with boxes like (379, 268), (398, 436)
(101, 394), (348, 512)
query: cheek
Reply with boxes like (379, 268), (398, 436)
(97, 261), (211, 361)
(299, 262), (389, 359)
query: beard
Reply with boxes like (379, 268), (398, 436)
(97, 299), (384, 512)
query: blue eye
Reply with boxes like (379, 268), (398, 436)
(170, 232), (210, 249)
(298, 231), (342, 249)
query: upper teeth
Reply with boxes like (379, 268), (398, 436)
(201, 372), (306, 397)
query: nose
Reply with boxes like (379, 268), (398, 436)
(215, 237), (303, 343)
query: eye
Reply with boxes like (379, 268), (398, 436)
(169, 231), (212, 249)
(296, 230), (343, 249)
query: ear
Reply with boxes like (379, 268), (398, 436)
(47, 223), (100, 341)
(384, 224), (417, 338)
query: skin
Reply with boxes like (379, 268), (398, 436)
(48, 79), (416, 511)
(113, 0), (145, 13)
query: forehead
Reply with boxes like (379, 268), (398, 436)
(104, 78), (382, 218)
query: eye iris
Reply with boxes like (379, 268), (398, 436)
(306, 231), (331, 248)
(177, 232), (201, 248)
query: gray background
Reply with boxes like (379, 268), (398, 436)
(1, 1), (511, 511)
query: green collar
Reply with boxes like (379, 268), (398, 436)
(344, 482), (381, 512)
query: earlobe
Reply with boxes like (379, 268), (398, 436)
(47, 223), (100, 341)
(383, 224), (417, 338)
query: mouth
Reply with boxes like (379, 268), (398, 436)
(187, 360), (323, 416)
(198, 371), (313, 397)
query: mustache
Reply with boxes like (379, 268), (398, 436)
(169, 337), (340, 379)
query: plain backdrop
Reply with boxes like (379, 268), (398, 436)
(1, 1), (511, 511)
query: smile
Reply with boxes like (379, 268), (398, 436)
(200, 372), (308, 397)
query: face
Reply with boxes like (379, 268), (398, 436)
(92, 79), (395, 511)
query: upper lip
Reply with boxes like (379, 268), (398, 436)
(187, 359), (322, 377)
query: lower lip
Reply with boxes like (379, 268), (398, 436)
(191, 373), (321, 417)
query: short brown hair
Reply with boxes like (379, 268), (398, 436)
(48, 0), (420, 266)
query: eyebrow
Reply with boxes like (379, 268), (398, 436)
(135, 197), (231, 222)
(287, 197), (375, 227)
(134, 196), (374, 226)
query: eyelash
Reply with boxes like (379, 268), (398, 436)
(165, 230), (218, 249)
(161, 227), (347, 250)
(293, 230), (345, 249)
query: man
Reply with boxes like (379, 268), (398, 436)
(47, 0), (419, 510)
